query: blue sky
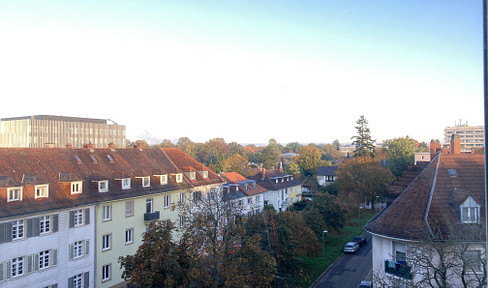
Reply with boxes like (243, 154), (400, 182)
(0, 0), (483, 145)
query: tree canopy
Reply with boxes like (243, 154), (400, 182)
(351, 115), (376, 158)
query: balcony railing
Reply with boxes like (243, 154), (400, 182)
(384, 260), (413, 279)
(144, 211), (160, 221)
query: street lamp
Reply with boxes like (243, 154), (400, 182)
(358, 206), (363, 226)
(322, 230), (328, 259)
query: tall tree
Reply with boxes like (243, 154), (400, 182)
(261, 139), (281, 169)
(336, 156), (394, 209)
(295, 145), (324, 177)
(351, 115), (376, 158)
(176, 137), (196, 158)
(383, 136), (417, 177)
(225, 153), (249, 175)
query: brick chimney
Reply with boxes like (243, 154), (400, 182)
(108, 142), (115, 150)
(87, 143), (95, 150)
(450, 134), (461, 154)
(430, 140), (442, 159)
(66, 143), (73, 149)
(261, 168), (266, 181)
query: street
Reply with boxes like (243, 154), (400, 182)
(312, 232), (372, 288)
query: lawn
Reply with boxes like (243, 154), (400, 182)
(298, 209), (377, 287)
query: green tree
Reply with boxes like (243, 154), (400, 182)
(225, 153), (249, 174)
(295, 145), (324, 177)
(336, 156), (394, 210)
(383, 136), (417, 177)
(303, 192), (345, 235)
(176, 137), (196, 158)
(261, 139), (281, 169)
(351, 115), (376, 158)
(285, 161), (301, 177)
(159, 139), (176, 148)
(285, 142), (301, 153)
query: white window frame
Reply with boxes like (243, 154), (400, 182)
(98, 180), (109, 193)
(12, 220), (25, 240)
(142, 176), (150, 188)
(179, 215), (184, 228)
(200, 170), (208, 179)
(164, 195), (170, 209)
(176, 173), (182, 183)
(179, 192), (185, 204)
(125, 228), (134, 245)
(71, 181), (82, 194)
(160, 175), (168, 185)
(121, 178), (131, 190)
(39, 249), (50, 270)
(35, 184), (49, 199)
(125, 201), (134, 217)
(74, 209), (84, 226)
(102, 263), (111, 282)
(146, 198), (153, 213)
(73, 241), (84, 259)
(72, 273), (83, 288)
(40, 215), (51, 235)
(7, 187), (22, 202)
(11, 256), (24, 278)
(393, 241), (406, 263)
(461, 196), (481, 224)
(102, 205), (111, 222)
(102, 234), (111, 251)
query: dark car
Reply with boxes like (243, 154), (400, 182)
(344, 241), (360, 253)
(353, 236), (367, 247)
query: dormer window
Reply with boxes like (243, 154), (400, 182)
(199, 171), (209, 179)
(71, 181), (82, 194)
(159, 175), (168, 185)
(186, 172), (196, 180)
(460, 196), (481, 224)
(121, 178), (131, 190)
(35, 184), (49, 198)
(8, 187), (22, 202)
(174, 173), (183, 183)
(142, 176), (150, 188)
(98, 180), (109, 193)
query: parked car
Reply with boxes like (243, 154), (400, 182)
(358, 280), (372, 288)
(353, 236), (368, 247)
(344, 241), (360, 253)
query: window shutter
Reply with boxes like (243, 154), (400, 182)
(33, 217), (40, 236)
(0, 262), (4, 282)
(5, 260), (11, 280)
(4, 222), (12, 243)
(27, 218), (33, 238)
(52, 249), (57, 266)
(33, 253), (39, 272)
(0, 223), (5, 244)
(27, 254), (33, 274)
(69, 244), (74, 260)
(83, 272), (89, 288)
(69, 211), (75, 228)
(68, 276), (74, 288)
(53, 214), (59, 233)
(84, 240), (89, 256)
(84, 208), (90, 225)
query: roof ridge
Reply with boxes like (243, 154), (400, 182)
(424, 153), (441, 239)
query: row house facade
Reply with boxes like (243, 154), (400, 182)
(0, 146), (222, 288)
(248, 167), (303, 212)
(221, 172), (267, 217)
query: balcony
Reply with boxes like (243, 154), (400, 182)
(144, 211), (160, 221)
(384, 260), (413, 279)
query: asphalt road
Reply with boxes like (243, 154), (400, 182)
(312, 232), (372, 288)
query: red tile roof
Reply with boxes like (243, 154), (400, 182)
(221, 172), (268, 196)
(365, 153), (485, 241)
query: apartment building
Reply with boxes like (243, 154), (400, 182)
(444, 122), (484, 149)
(0, 115), (126, 148)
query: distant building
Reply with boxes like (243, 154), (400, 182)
(0, 115), (126, 148)
(444, 122), (484, 150)
(316, 166), (338, 186)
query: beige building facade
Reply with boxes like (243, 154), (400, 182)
(444, 123), (484, 150)
(0, 115), (126, 148)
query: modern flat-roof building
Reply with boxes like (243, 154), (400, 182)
(444, 122), (484, 150)
(0, 115), (126, 148)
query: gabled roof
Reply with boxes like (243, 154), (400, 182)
(221, 172), (268, 196)
(247, 168), (302, 191)
(161, 148), (225, 187)
(317, 166), (338, 176)
(365, 153), (485, 241)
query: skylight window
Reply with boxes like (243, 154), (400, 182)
(74, 155), (82, 163)
(107, 154), (115, 162)
(448, 169), (458, 177)
(90, 155), (98, 163)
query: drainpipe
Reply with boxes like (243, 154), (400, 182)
(483, 0), (488, 276)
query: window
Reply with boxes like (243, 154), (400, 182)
(35, 185), (49, 198)
(98, 181), (108, 193)
(146, 199), (153, 213)
(179, 193), (185, 204)
(72, 273), (83, 288)
(179, 215), (184, 228)
(73, 241), (84, 258)
(125, 201), (134, 217)
(393, 242), (406, 263)
(255, 195), (260, 203)
(187, 172), (196, 180)
(11, 256), (24, 277)
(200, 171), (208, 179)
(164, 195), (170, 209)
(461, 196), (481, 224)
(176, 173), (182, 183)
(39, 250), (50, 270)
(125, 228), (134, 245)
(8, 187), (22, 202)
(464, 250), (482, 272)
(193, 191), (202, 202)
(102, 234), (111, 251)
(12, 220), (25, 240)
(74, 209), (84, 226)
(71, 181), (82, 194)
(247, 198), (252, 205)
(40, 215), (51, 234)
(90, 155), (98, 163)
(102, 264), (111, 282)
(102, 205), (111, 222)
(160, 175), (168, 185)
(142, 176), (150, 188)
(122, 178), (131, 190)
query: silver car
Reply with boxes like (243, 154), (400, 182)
(344, 241), (360, 253)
